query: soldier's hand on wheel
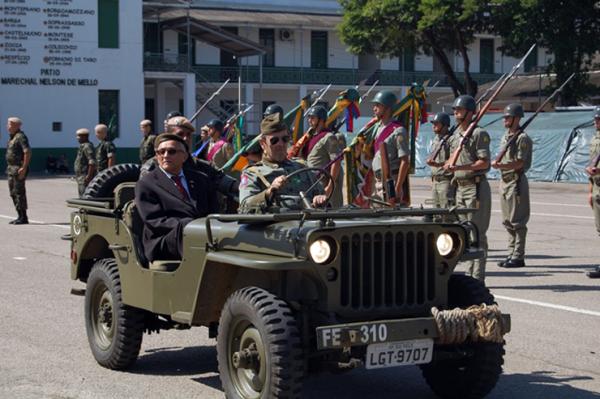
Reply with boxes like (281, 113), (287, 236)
(312, 194), (328, 207)
(267, 175), (287, 198)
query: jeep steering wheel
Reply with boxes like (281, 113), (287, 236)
(276, 167), (334, 209)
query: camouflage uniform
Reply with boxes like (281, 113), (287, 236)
(448, 126), (491, 281)
(239, 159), (323, 213)
(430, 133), (455, 217)
(498, 130), (533, 261)
(74, 142), (96, 197)
(371, 122), (410, 201)
(306, 131), (343, 208)
(590, 129), (600, 234)
(95, 139), (116, 172)
(139, 134), (157, 163)
(6, 130), (30, 213)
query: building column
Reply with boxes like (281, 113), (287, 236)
(299, 85), (307, 102)
(245, 83), (256, 134)
(156, 81), (169, 130)
(183, 73), (196, 129)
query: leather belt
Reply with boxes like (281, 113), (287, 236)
(454, 176), (482, 186)
(432, 175), (452, 182)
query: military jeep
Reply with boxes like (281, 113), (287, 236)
(66, 164), (510, 399)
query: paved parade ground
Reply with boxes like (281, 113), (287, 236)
(0, 176), (599, 399)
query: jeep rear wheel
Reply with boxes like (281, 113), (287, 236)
(85, 258), (144, 370)
(420, 275), (505, 399)
(217, 287), (304, 399)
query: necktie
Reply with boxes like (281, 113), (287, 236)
(171, 175), (189, 200)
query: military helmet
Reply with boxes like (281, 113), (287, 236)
(452, 95), (476, 112)
(431, 112), (451, 127)
(594, 106), (600, 119)
(504, 103), (524, 118)
(306, 105), (328, 121)
(206, 118), (224, 132)
(371, 90), (397, 108)
(263, 104), (284, 118)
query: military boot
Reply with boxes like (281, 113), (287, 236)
(13, 210), (29, 225)
(8, 215), (18, 224)
(503, 258), (525, 268)
(497, 257), (511, 267)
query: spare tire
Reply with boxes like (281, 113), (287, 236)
(83, 164), (141, 199)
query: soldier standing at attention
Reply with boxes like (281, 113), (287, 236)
(444, 95), (491, 281)
(5, 117), (31, 224)
(426, 112), (455, 217)
(74, 128), (97, 197)
(94, 124), (116, 172)
(370, 90), (410, 206)
(303, 105), (343, 208)
(206, 119), (234, 169)
(239, 114), (327, 213)
(492, 104), (533, 269)
(585, 107), (600, 278)
(139, 119), (157, 164)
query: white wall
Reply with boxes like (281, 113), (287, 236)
(380, 56), (399, 71)
(0, 0), (144, 148)
(329, 32), (356, 69)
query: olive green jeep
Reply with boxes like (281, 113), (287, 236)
(66, 164), (510, 399)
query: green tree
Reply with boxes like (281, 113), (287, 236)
(493, 0), (600, 105)
(338, 0), (493, 97)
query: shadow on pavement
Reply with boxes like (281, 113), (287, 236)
(495, 370), (600, 399)
(131, 345), (218, 376)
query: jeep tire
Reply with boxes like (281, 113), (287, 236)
(420, 274), (505, 399)
(217, 287), (304, 399)
(85, 258), (144, 370)
(83, 163), (141, 199)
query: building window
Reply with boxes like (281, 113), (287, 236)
(143, 22), (161, 54)
(178, 33), (196, 65)
(524, 49), (538, 73)
(98, 0), (119, 49)
(399, 48), (415, 72)
(479, 39), (494, 74)
(259, 29), (275, 67)
(311, 31), (328, 69)
(220, 27), (239, 67)
(99, 90), (120, 139)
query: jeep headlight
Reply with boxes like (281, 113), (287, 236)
(436, 233), (454, 257)
(309, 239), (334, 264)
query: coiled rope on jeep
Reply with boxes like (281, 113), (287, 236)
(431, 304), (509, 345)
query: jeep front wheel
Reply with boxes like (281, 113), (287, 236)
(217, 287), (304, 399)
(85, 258), (144, 370)
(420, 275), (505, 399)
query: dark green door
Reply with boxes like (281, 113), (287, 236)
(311, 31), (328, 69)
(479, 39), (494, 74)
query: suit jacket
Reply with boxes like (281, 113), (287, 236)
(135, 165), (219, 262)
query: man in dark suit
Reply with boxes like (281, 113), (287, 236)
(135, 133), (219, 262)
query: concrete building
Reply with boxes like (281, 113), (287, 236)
(0, 0), (551, 171)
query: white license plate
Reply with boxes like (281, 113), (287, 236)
(365, 338), (433, 370)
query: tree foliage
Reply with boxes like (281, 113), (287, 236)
(338, 0), (493, 97)
(493, 0), (600, 105)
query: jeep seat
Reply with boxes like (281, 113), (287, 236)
(122, 200), (149, 268)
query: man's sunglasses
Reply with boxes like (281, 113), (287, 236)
(156, 148), (183, 156)
(268, 135), (290, 145)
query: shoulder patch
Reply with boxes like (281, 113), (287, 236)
(239, 174), (249, 189)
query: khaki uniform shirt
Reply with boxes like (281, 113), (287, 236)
(239, 159), (323, 213)
(591, 130), (600, 190)
(208, 140), (234, 169)
(75, 142), (96, 177)
(306, 131), (343, 207)
(448, 126), (490, 179)
(430, 133), (453, 179)
(499, 130), (532, 181)
(6, 131), (30, 169)
(96, 140), (116, 171)
(371, 122), (409, 178)
(139, 134), (157, 163)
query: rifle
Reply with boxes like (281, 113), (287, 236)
(495, 73), (575, 164)
(287, 127), (315, 159)
(224, 104), (254, 141)
(189, 79), (230, 123)
(379, 141), (396, 206)
(447, 44), (536, 167)
(303, 84), (332, 117)
(426, 73), (506, 164)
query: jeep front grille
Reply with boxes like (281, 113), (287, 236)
(339, 231), (436, 309)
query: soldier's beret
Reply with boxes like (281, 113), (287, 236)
(140, 119), (152, 127)
(167, 116), (195, 133)
(76, 128), (90, 136)
(260, 113), (287, 136)
(154, 133), (189, 152)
